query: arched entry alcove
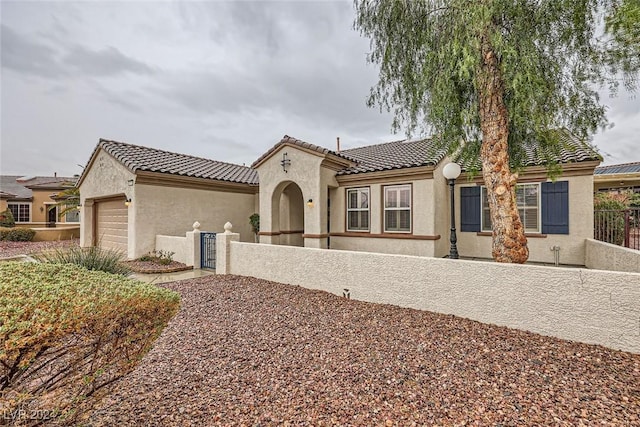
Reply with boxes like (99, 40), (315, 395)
(271, 181), (305, 246)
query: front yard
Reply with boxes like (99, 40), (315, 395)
(89, 275), (640, 426)
(0, 239), (79, 258)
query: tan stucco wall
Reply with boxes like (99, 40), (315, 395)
(329, 165), (457, 257)
(133, 184), (255, 258)
(456, 174), (595, 265)
(256, 145), (338, 249)
(32, 226), (80, 241)
(227, 242), (640, 353)
(330, 235), (435, 256)
(585, 238), (640, 273)
(78, 149), (135, 255)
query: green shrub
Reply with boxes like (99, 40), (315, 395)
(594, 193), (627, 245)
(0, 262), (180, 425)
(0, 227), (35, 241)
(0, 208), (14, 228)
(35, 246), (132, 276)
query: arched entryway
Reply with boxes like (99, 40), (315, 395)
(271, 181), (305, 246)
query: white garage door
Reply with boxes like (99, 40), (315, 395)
(96, 199), (128, 253)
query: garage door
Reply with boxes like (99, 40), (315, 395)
(95, 199), (128, 253)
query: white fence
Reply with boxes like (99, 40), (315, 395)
(216, 234), (640, 354)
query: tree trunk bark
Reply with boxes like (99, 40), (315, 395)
(477, 34), (529, 263)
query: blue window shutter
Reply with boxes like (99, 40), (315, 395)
(541, 181), (569, 234)
(460, 186), (481, 232)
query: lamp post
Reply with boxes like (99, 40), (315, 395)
(443, 162), (461, 259)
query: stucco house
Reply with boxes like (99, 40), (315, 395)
(79, 133), (601, 265)
(77, 140), (258, 258)
(0, 175), (79, 227)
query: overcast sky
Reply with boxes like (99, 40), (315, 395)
(1, 1), (638, 178)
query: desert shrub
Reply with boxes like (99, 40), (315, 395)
(35, 246), (132, 276)
(155, 250), (174, 265)
(0, 209), (14, 228)
(137, 253), (154, 262)
(0, 227), (35, 242)
(0, 262), (180, 425)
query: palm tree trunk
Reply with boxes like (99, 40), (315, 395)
(477, 34), (529, 263)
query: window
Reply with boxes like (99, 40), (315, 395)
(384, 184), (411, 232)
(8, 203), (31, 223)
(346, 187), (369, 231)
(65, 208), (80, 223)
(481, 183), (540, 233)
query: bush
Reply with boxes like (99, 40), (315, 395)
(35, 246), (132, 276)
(594, 193), (627, 245)
(138, 250), (175, 265)
(0, 227), (35, 242)
(0, 209), (14, 228)
(0, 262), (180, 425)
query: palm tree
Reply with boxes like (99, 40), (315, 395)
(49, 186), (80, 220)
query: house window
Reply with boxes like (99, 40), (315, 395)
(384, 184), (411, 232)
(346, 187), (369, 231)
(8, 203), (31, 223)
(481, 183), (540, 233)
(65, 209), (80, 223)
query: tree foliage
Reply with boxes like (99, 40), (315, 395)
(605, 0), (640, 91)
(354, 0), (630, 167)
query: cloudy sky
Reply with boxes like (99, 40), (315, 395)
(1, 1), (638, 178)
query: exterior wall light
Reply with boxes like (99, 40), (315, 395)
(127, 179), (135, 186)
(124, 198), (132, 207)
(443, 162), (462, 259)
(281, 152), (291, 173)
(307, 199), (314, 208)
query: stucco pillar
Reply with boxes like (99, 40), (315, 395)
(216, 222), (240, 274)
(80, 200), (94, 248)
(186, 221), (202, 269)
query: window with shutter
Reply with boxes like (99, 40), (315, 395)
(541, 181), (569, 234)
(460, 186), (481, 232)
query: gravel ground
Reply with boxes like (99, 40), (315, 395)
(0, 239), (78, 258)
(88, 275), (639, 426)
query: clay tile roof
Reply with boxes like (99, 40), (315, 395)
(251, 135), (357, 168)
(594, 161), (640, 175)
(455, 130), (602, 171)
(99, 139), (258, 185)
(337, 137), (448, 175)
(1, 175), (76, 200)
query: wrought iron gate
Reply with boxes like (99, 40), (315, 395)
(200, 232), (217, 269)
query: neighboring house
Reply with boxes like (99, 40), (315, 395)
(79, 133), (601, 265)
(594, 162), (640, 194)
(0, 175), (79, 227)
(77, 140), (258, 258)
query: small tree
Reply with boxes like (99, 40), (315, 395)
(48, 186), (80, 220)
(0, 208), (15, 228)
(249, 213), (260, 242)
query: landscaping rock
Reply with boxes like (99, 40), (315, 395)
(88, 275), (639, 426)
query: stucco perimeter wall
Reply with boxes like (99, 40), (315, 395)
(456, 174), (594, 265)
(134, 185), (255, 258)
(228, 242), (640, 353)
(585, 238), (640, 273)
(155, 235), (188, 264)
